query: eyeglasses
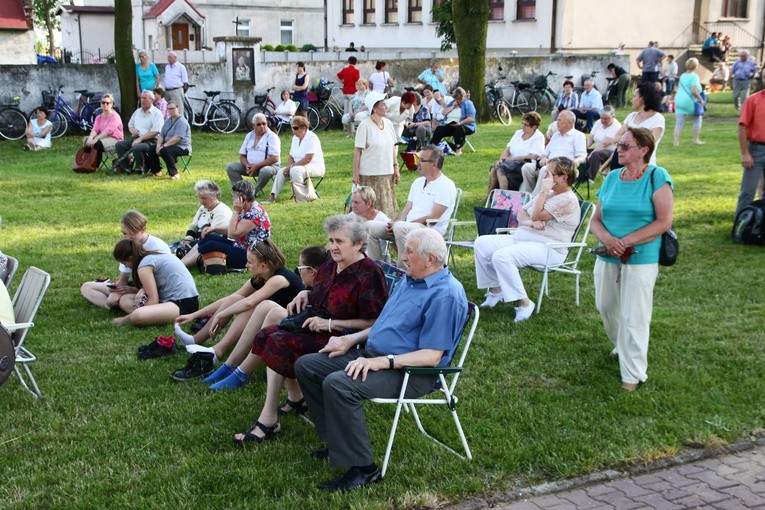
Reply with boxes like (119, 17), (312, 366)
(616, 142), (640, 151)
(167, 106), (177, 110)
(521, 122), (532, 127)
(419, 158), (436, 163)
(101, 101), (112, 105)
(295, 265), (312, 272)
(255, 122), (267, 126)
(291, 126), (302, 130)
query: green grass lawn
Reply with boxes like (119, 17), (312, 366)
(0, 92), (763, 509)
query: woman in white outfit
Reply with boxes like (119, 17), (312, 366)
(475, 157), (580, 322)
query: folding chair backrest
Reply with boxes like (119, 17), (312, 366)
(374, 260), (406, 294)
(444, 301), (479, 394)
(563, 201), (594, 264)
(11, 267), (51, 347)
(1, 254), (18, 288)
(441, 187), (463, 246)
(488, 189), (531, 228)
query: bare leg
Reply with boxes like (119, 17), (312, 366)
(80, 281), (115, 310)
(496, 167), (509, 190)
(181, 244), (200, 268)
(487, 165), (499, 198)
(232, 367), (284, 442)
(118, 302), (181, 327)
(223, 300), (282, 366)
(284, 378), (303, 402)
(210, 307), (255, 359)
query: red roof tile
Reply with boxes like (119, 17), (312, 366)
(0, 0), (29, 30)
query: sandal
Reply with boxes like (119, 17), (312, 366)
(277, 397), (308, 416)
(233, 421), (281, 444)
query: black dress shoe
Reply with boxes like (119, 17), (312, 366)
(318, 467), (382, 492)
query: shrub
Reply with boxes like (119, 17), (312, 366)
(261, 44), (274, 51)
(300, 43), (317, 52)
(274, 44), (287, 51)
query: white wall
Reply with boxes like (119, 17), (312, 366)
(0, 31), (35, 65)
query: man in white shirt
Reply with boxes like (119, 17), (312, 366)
(114, 90), (164, 173)
(571, 80), (603, 132)
(226, 113), (281, 196)
(366, 145), (456, 268)
(662, 55), (679, 94)
(521, 110), (587, 195)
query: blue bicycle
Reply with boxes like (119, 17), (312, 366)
(37, 86), (107, 138)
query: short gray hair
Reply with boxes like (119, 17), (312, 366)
(194, 180), (221, 198)
(140, 89), (155, 101)
(138, 50), (149, 58)
(323, 215), (368, 246)
(406, 228), (448, 266)
(167, 50), (177, 58)
(420, 144), (445, 170)
(599, 105), (616, 118)
(353, 186), (377, 207)
(559, 110), (575, 123)
(429, 58), (439, 67)
(252, 112), (267, 125)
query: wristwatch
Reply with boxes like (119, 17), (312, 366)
(387, 354), (395, 369)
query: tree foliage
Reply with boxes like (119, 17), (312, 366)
(33, 0), (61, 56)
(114, 0), (136, 123)
(431, 0), (455, 51)
(452, 0), (490, 120)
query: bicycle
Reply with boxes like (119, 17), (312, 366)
(243, 87), (278, 130)
(182, 86), (242, 134)
(0, 95), (28, 141)
(570, 70), (600, 96)
(315, 81), (344, 131)
(528, 71), (558, 113)
(37, 86), (104, 138)
(503, 79), (538, 116)
(484, 79), (513, 125)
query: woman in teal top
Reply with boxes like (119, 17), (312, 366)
(135, 50), (160, 95)
(673, 57), (706, 147)
(590, 127), (674, 392)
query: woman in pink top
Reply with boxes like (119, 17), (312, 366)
(84, 93), (124, 166)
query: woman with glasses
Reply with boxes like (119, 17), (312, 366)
(353, 92), (399, 218)
(230, 215), (386, 443)
(197, 180), (271, 272)
(590, 127), (673, 391)
(195, 245), (328, 388)
(83, 94), (124, 166)
(171, 180), (232, 268)
(475, 157), (580, 322)
(265, 115), (325, 203)
(486, 111), (545, 197)
(165, 239), (307, 376)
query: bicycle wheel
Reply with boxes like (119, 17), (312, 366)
(318, 104), (334, 131)
(495, 100), (512, 125)
(535, 91), (553, 113)
(0, 108), (27, 140)
(219, 102), (242, 133)
(183, 99), (193, 125)
(244, 106), (264, 130)
(208, 103), (241, 134)
(307, 106), (321, 131)
(517, 90), (538, 114)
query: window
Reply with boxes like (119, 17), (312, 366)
(280, 20), (293, 44)
(385, 0), (398, 23)
(721, 0), (747, 17)
(516, 0), (535, 19)
(408, 0), (422, 22)
(364, 0), (375, 24)
(236, 19), (250, 37)
(343, 0), (354, 24)
(489, 0), (504, 20)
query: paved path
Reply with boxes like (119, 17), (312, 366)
(451, 439), (765, 510)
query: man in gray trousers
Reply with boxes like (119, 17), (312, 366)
(295, 228), (468, 492)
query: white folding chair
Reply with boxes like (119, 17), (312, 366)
(371, 301), (479, 478)
(528, 201), (595, 313)
(1, 254), (18, 288)
(426, 187), (463, 266)
(6, 266), (51, 399)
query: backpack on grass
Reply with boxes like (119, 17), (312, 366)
(732, 199), (765, 245)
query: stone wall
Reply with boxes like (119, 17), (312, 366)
(2, 54), (628, 116)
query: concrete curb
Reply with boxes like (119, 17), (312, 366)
(445, 431), (765, 510)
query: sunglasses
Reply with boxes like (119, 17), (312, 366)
(616, 142), (640, 151)
(255, 122), (267, 126)
(101, 101), (112, 105)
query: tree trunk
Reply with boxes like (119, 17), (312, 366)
(46, 20), (54, 56)
(452, 0), (489, 121)
(114, 0), (136, 125)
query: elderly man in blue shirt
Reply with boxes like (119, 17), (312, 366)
(731, 50), (758, 111)
(295, 227), (468, 492)
(571, 79), (603, 132)
(417, 59), (447, 94)
(430, 87), (476, 155)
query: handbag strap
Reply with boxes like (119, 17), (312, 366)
(680, 74), (703, 104)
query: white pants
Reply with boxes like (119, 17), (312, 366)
(474, 235), (565, 303)
(366, 221), (426, 268)
(593, 259), (659, 384)
(270, 164), (325, 197)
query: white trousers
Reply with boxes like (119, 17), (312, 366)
(474, 234), (565, 303)
(366, 221), (426, 267)
(593, 259), (658, 384)
(270, 164), (325, 197)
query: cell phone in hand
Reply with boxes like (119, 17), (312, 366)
(107, 284), (117, 289)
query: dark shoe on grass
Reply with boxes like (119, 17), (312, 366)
(319, 466), (381, 492)
(138, 336), (178, 360)
(171, 352), (214, 381)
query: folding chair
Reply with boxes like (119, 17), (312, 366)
(446, 189), (531, 270)
(571, 163), (591, 200)
(289, 175), (324, 200)
(1, 254), (18, 288)
(527, 201), (594, 313)
(371, 301), (479, 478)
(425, 187), (462, 266)
(373, 260), (406, 294)
(5, 266), (51, 399)
(179, 154), (192, 175)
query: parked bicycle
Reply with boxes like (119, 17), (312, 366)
(484, 79), (513, 125)
(504, 79), (538, 115)
(0, 95), (28, 141)
(182, 86), (242, 134)
(315, 81), (345, 131)
(243, 87), (278, 130)
(528, 71), (558, 113)
(569, 70), (600, 96)
(37, 86), (104, 138)
(306, 79), (339, 131)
